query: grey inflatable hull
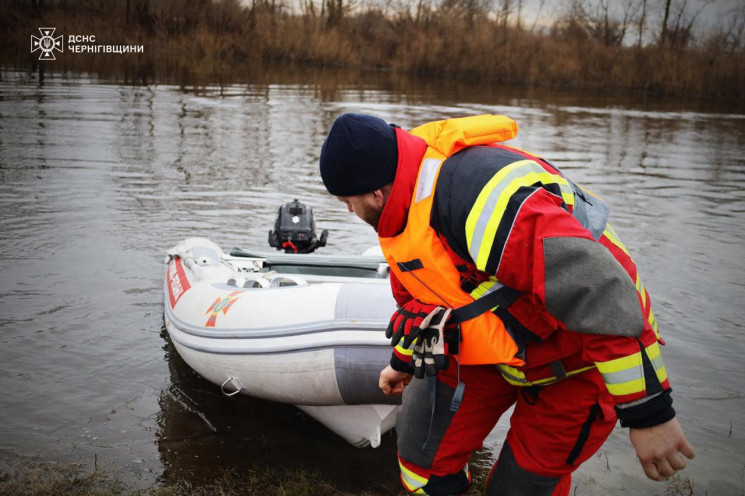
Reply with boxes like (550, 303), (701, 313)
(163, 238), (399, 447)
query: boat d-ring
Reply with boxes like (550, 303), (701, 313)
(220, 377), (243, 397)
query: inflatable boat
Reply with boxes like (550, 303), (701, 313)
(163, 237), (399, 448)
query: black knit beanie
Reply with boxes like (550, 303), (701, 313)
(319, 113), (398, 196)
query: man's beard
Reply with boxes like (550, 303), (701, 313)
(362, 205), (383, 232)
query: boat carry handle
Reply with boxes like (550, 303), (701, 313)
(220, 377), (243, 397)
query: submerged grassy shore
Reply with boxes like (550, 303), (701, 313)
(1, 2), (741, 495)
(0, 457), (404, 496)
(0, 455), (705, 495)
(3, 0), (744, 101)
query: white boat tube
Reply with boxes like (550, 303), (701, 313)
(163, 238), (399, 447)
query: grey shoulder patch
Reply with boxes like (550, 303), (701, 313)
(544, 237), (643, 337)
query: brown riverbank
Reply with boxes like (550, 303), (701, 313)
(3, 1), (743, 102)
(0, 453), (705, 496)
(0, 455), (397, 495)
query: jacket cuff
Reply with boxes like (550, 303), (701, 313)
(390, 353), (414, 374)
(615, 389), (676, 428)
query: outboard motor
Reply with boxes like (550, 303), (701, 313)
(268, 199), (328, 254)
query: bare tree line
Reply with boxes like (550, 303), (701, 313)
(289, 0), (744, 50)
(6, 0), (743, 100)
(380, 0), (742, 50)
(21, 0), (745, 51)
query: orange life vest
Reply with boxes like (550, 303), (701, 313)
(378, 115), (524, 366)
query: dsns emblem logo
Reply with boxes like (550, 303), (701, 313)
(31, 28), (64, 60)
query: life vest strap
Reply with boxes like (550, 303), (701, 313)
(450, 284), (521, 324)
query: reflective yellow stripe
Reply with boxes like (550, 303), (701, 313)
(399, 461), (428, 494)
(645, 342), (668, 386)
(468, 277), (507, 313)
(608, 227), (662, 340)
(498, 364), (595, 387)
(498, 364), (530, 385)
(470, 278), (499, 299)
(466, 160), (574, 270)
(395, 342), (414, 357)
(575, 184), (606, 202)
(596, 349), (642, 375)
(635, 274), (662, 340)
(636, 275), (646, 310)
(602, 224), (631, 258)
(648, 307), (659, 338)
(596, 342), (667, 397)
(399, 464), (471, 495)
(605, 377), (645, 397)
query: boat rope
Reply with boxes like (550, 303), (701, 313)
(282, 240), (298, 253)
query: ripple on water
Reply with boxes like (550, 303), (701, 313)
(1, 70), (744, 493)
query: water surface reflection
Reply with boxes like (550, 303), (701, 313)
(0, 68), (743, 494)
(156, 325), (402, 493)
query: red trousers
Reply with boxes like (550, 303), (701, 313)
(395, 357), (618, 495)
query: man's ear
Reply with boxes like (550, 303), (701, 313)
(372, 189), (386, 207)
(373, 184), (393, 207)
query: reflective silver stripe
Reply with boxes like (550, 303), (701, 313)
(415, 158), (442, 203)
(600, 365), (643, 385)
(600, 353), (665, 385)
(400, 468), (427, 491)
(470, 280), (506, 306)
(651, 353), (665, 374)
(468, 160), (573, 267)
(482, 281), (505, 295)
(469, 162), (536, 263)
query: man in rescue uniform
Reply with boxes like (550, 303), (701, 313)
(318, 113), (695, 496)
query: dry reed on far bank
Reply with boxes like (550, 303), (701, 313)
(2, 1), (743, 102)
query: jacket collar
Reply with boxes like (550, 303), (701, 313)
(377, 128), (427, 237)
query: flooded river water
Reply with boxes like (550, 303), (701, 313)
(1, 68), (744, 494)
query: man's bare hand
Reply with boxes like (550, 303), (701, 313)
(379, 365), (412, 396)
(630, 417), (696, 480)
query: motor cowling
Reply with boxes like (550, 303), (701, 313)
(268, 199), (328, 254)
